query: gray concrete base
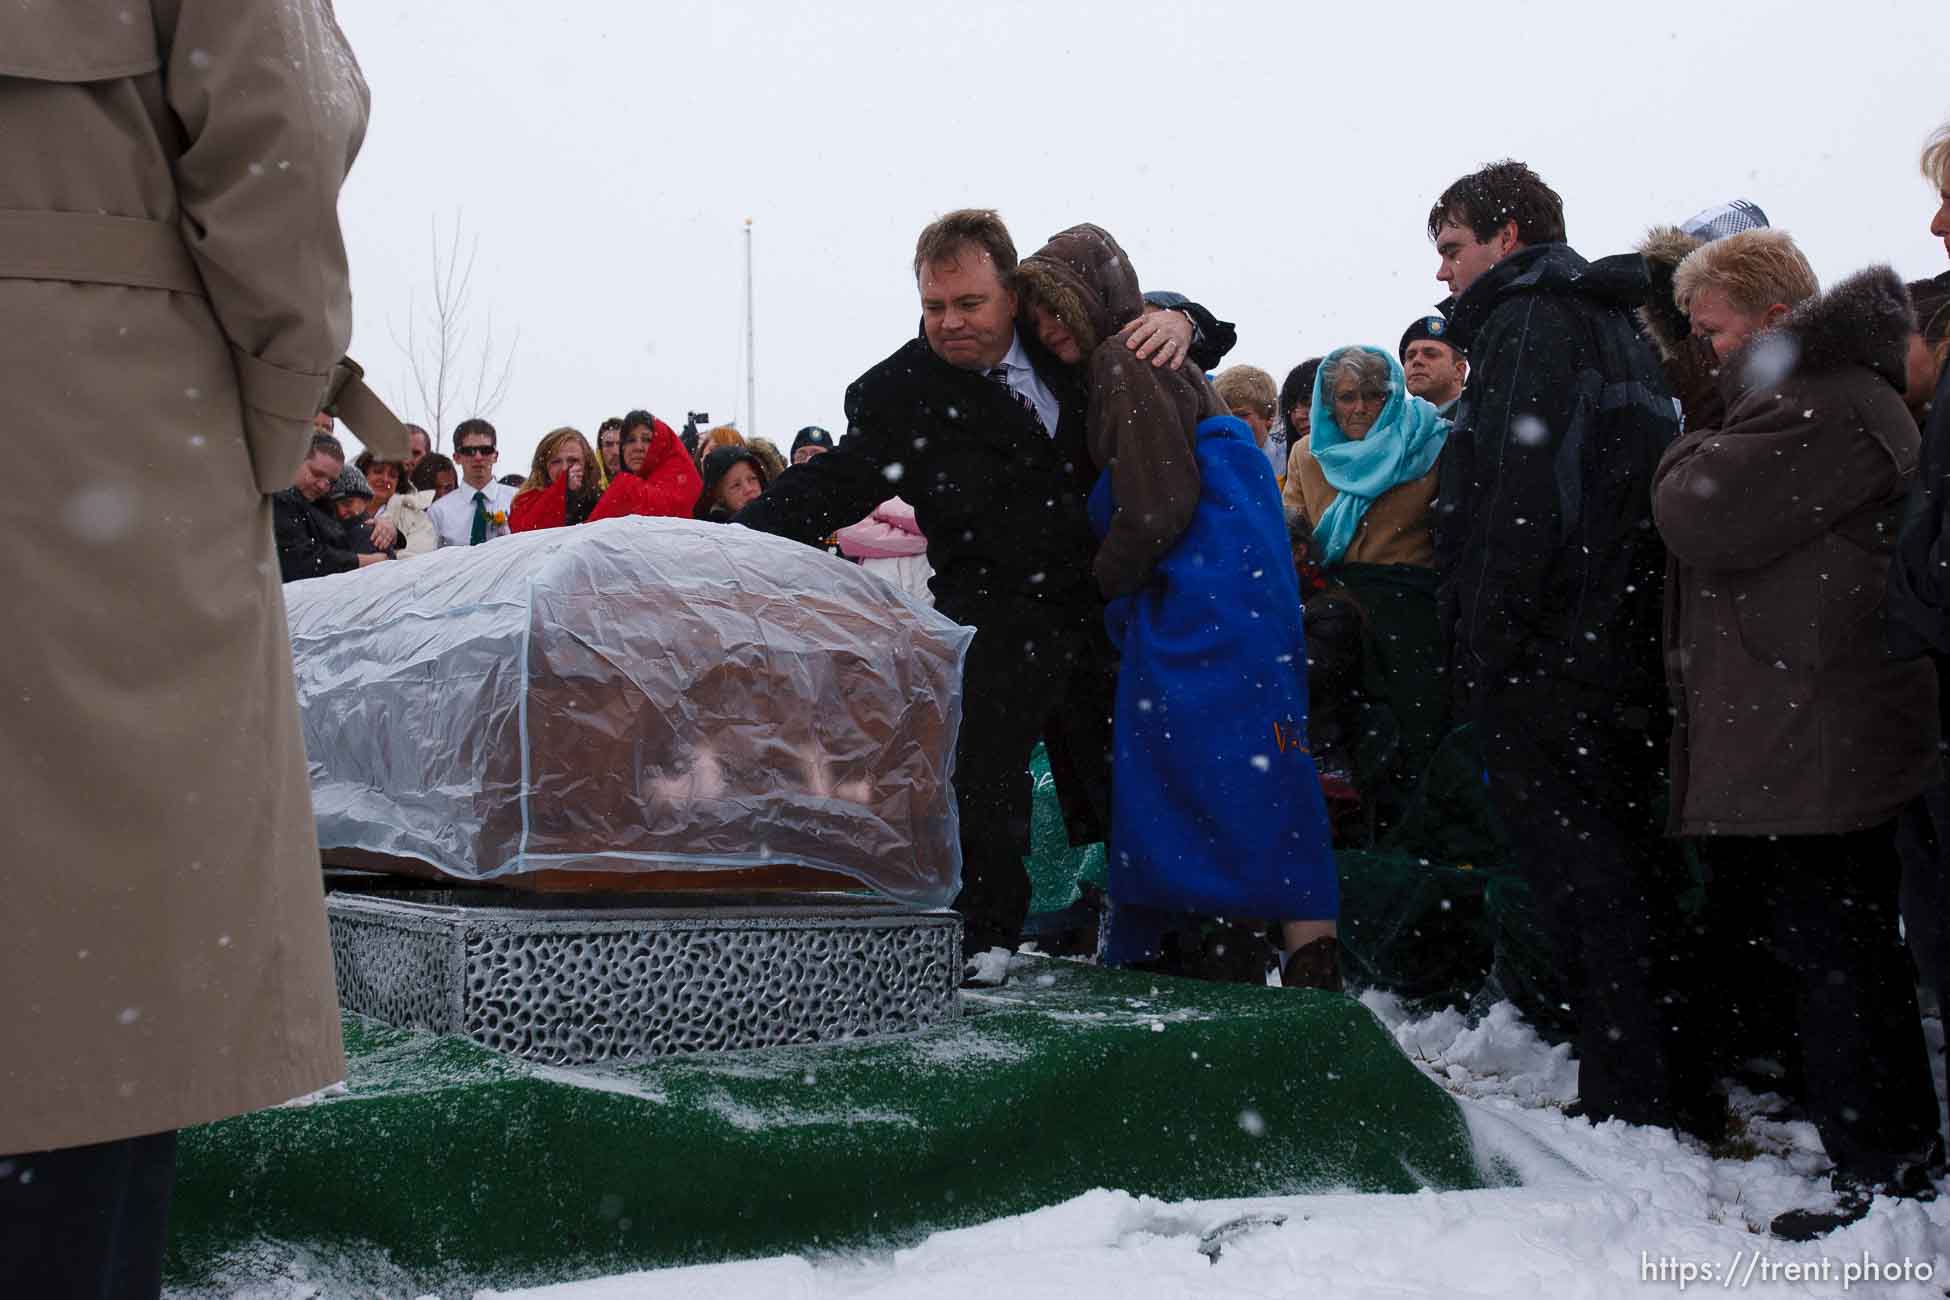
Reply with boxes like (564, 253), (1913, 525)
(326, 891), (962, 1064)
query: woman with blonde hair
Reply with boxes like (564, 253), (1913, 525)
(510, 426), (603, 531)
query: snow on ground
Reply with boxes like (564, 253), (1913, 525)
(477, 995), (1950, 1300)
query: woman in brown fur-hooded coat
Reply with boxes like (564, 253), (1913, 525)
(1639, 226), (1729, 429)
(1014, 224), (1226, 598)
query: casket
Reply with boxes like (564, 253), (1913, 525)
(285, 517), (973, 907)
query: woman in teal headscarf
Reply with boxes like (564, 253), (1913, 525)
(1286, 345), (1451, 833)
(1285, 346), (1448, 568)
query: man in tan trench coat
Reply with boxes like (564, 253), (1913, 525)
(0, 2), (372, 1292)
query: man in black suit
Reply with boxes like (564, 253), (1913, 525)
(736, 209), (1193, 984)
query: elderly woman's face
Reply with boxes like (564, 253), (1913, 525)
(1332, 373), (1388, 440)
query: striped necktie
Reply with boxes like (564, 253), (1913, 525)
(986, 365), (1046, 433)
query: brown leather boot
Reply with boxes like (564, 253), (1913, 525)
(1281, 936), (1344, 993)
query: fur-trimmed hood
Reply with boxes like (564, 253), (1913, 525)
(1732, 265), (1917, 397)
(1636, 225), (1704, 361)
(1015, 224), (1145, 361)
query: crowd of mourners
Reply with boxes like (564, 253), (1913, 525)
(271, 406), (839, 579)
(39, 7), (1950, 1290)
(270, 132), (1950, 1243)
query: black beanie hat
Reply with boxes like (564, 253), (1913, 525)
(789, 426), (835, 457)
(1399, 313), (1464, 362)
(697, 446), (768, 514)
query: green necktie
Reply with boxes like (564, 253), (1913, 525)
(470, 490), (489, 545)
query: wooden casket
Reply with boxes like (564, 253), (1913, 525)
(284, 517), (973, 905)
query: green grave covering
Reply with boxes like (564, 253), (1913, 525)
(166, 956), (1484, 1294)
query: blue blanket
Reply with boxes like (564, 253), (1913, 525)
(1090, 416), (1337, 962)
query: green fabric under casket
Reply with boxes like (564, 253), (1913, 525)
(1025, 741), (1106, 915)
(164, 958), (1485, 1294)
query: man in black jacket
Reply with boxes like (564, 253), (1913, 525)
(274, 433), (387, 582)
(1427, 161), (1699, 1135)
(737, 210), (1189, 983)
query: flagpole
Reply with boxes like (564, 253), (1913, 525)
(743, 218), (757, 438)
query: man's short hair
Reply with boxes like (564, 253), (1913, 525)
(453, 418), (497, 450)
(1427, 160), (1566, 247)
(913, 208), (1017, 282)
(405, 423), (431, 448)
(1925, 120), (1950, 193)
(1213, 365), (1278, 419)
(308, 432), (345, 463)
(1673, 229), (1819, 317)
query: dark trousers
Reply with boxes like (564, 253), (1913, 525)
(1692, 825), (1942, 1183)
(1478, 679), (1703, 1130)
(944, 597), (1094, 955)
(0, 1130), (177, 1300)
(1896, 783), (1950, 1003)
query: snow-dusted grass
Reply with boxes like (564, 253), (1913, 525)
(475, 995), (1950, 1300)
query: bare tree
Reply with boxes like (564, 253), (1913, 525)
(389, 213), (518, 449)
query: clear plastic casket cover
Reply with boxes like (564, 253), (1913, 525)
(284, 517), (973, 907)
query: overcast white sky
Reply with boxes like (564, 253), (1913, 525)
(331, 0), (1949, 471)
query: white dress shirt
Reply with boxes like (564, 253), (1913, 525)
(427, 479), (518, 548)
(991, 333), (1061, 438)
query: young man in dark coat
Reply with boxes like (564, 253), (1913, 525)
(1658, 231), (1942, 1238)
(735, 210), (1194, 984)
(1425, 161), (1699, 1136)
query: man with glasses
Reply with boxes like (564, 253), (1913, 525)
(429, 418), (518, 547)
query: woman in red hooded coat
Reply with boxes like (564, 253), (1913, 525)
(588, 409), (701, 521)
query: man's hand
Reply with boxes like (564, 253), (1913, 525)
(1121, 309), (1194, 369)
(367, 515), (398, 551)
(356, 552), (389, 567)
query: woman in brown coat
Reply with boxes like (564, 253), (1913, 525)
(1653, 230), (1943, 1238)
(0, 2), (368, 1289)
